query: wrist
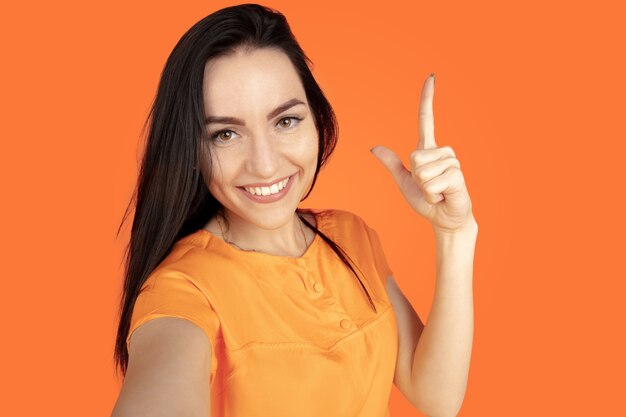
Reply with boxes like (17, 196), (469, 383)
(433, 215), (478, 241)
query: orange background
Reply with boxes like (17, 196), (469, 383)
(2, 0), (624, 415)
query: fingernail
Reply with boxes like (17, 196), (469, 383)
(369, 147), (375, 153)
(430, 73), (436, 83)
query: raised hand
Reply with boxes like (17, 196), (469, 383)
(370, 74), (475, 234)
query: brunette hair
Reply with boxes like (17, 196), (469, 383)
(114, 3), (377, 379)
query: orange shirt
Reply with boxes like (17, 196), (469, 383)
(127, 208), (399, 417)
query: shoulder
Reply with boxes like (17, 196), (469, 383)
(318, 209), (388, 255)
(311, 208), (383, 251)
(317, 208), (370, 231)
(158, 236), (241, 278)
(115, 317), (211, 416)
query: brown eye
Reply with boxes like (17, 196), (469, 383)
(277, 116), (302, 129)
(210, 129), (237, 142)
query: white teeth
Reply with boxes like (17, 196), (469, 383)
(244, 177), (290, 196)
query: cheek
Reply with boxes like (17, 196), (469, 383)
(287, 138), (318, 169)
(202, 150), (228, 193)
(293, 117), (319, 156)
(298, 129), (320, 160)
(307, 136), (320, 166)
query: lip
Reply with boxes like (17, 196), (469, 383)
(237, 173), (296, 204)
(239, 173), (294, 188)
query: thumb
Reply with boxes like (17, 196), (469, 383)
(370, 145), (411, 189)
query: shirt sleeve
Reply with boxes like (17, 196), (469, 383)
(126, 269), (220, 368)
(363, 222), (394, 285)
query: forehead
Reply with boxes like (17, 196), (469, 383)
(203, 47), (305, 115)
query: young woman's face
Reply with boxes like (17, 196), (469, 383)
(200, 47), (319, 229)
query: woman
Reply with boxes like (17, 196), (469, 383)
(112, 4), (477, 417)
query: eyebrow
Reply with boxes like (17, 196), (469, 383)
(205, 98), (306, 126)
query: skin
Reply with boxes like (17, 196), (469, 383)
(371, 75), (477, 417)
(199, 47), (477, 416)
(199, 47), (319, 257)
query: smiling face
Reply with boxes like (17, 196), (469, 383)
(200, 47), (319, 231)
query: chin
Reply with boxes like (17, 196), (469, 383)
(238, 205), (297, 230)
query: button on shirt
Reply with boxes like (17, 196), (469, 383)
(127, 208), (398, 417)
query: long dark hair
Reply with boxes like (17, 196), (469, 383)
(113, 3), (377, 379)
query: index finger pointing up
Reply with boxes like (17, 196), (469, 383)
(418, 73), (437, 150)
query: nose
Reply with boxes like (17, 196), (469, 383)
(245, 131), (280, 179)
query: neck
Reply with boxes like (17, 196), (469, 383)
(215, 210), (309, 257)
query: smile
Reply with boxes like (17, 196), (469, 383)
(237, 174), (296, 204)
(243, 177), (289, 196)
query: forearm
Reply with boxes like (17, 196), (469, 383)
(411, 218), (477, 417)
